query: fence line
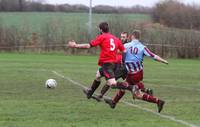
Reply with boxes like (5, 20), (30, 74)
(0, 43), (198, 49)
(0, 43), (199, 58)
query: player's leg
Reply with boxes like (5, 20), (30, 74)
(95, 63), (127, 102)
(97, 63), (127, 100)
(133, 87), (165, 113)
(85, 63), (116, 99)
(111, 72), (154, 96)
(132, 70), (165, 113)
(141, 88), (154, 95)
(83, 69), (102, 99)
(104, 76), (128, 108)
(112, 70), (153, 94)
(102, 63), (118, 87)
(137, 82), (154, 95)
(104, 89), (125, 108)
(95, 67), (111, 99)
(96, 84), (110, 99)
(100, 63), (126, 107)
(100, 63), (130, 108)
(104, 67), (134, 108)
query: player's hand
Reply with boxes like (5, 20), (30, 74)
(163, 60), (169, 65)
(68, 40), (77, 48)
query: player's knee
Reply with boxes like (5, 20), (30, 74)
(134, 90), (143, 99)
(95, 70), (102, 81)
(96, 70), (101, 77)
(137, 82), (144, 89)
(107, 78), (117, 86)
(95, 77), (101, 82)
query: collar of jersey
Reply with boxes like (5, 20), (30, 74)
(131, 39), (140, 43)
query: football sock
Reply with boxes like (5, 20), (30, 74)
(112, 90), (125, 104)
(88, 80), (101, 97)
(141, 88), (153, 95)
(99, 84), (110, 98)
(142, 93), (159, 104)
(137, 82), (144, 89)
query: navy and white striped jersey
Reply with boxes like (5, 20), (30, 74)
(124, 39), (155, 73)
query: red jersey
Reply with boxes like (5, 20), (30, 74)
(90, 33), (125, 66)
(116, 53), (122, 64)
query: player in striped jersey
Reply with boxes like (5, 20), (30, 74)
(104, 30), (168, 113)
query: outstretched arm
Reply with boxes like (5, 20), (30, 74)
(154, 55), (168, 64)
(68, 40), (91, 49)
(144, 47), (168, 65)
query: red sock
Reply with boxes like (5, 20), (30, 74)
(112, 90), (125, 104)
(137, 82), (144, 89)
(142, 93), (159, 104)
(115, 82), (134, 91)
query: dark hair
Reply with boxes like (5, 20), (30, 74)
(121, 31), (128, 35)
(132, 30), (141, 39)
(99, 22), (109, 33)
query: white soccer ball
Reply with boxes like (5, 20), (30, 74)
(45, 79), (57, 88)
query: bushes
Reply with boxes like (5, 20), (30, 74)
(0, 13), (199, 58)
(142, 27), (200, 58)
(152, 0), (200, 30)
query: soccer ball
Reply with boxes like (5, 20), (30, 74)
(45, 79), (57, 88)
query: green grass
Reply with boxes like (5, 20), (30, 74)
(0, 12), (150, 33)
(0, 53), (199, 127)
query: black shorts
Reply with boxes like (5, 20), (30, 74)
(99, 63), (115, 80)
(114, 63), (127, 80)
(99, 63), (127, 80)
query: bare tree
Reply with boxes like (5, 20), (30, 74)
(152, 0), (200, 30)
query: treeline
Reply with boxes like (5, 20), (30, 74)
(0, 0), (151, 13)
(0, 0), (88, 12)
(152, 0), (200, 30)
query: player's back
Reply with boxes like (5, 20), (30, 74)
(124, 39), (145, 73)
(92, 33), (124, 65)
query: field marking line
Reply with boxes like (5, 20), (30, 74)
(13, 68), (200, 92)
(52, 70), (198, 127)
(52, 71), (88, 89)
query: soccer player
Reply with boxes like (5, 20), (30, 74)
(93, 31), (129, 101)
(120, 32), (129, 44)
(104, 30), (168, 113)
(68, 22), (127, 99)
(95, 32), (153, 101)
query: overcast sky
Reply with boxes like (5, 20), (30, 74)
(45, 0), (200, 7)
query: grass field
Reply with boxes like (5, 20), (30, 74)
(0, 12), (150, 33)
(0, 53), (199, 127)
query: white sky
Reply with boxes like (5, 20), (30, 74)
(45, 0), (200, 7)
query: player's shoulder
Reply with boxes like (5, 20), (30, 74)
(99, 33), (112, 40)
(124, 41), (132, 47)
(96, 33), (104, 38)
(136, 40), (146, 48)
(101, 33), (111, 37)
(124, 42), (130, 46)
(109, 33), (121, 42)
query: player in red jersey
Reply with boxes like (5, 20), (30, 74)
(94, 32), (129, 101)
(68, 22), (127, 99)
